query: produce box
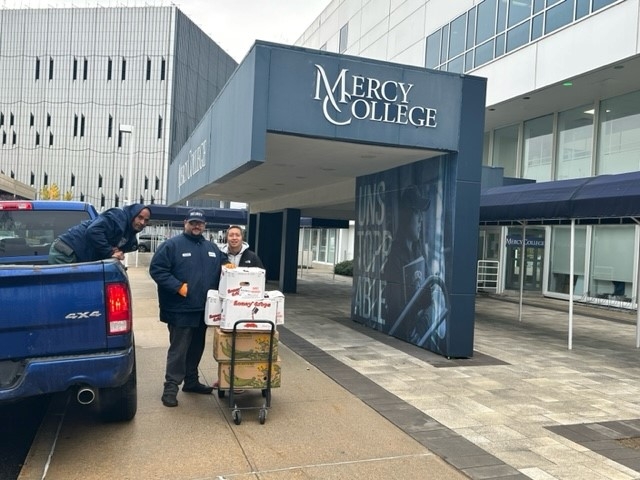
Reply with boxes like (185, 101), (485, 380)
(217, 358), (281, 389)
(220, 293), (283, 331)
(204, 290), (222, 326)
(213, 326), (279, 361)
(219, 266), (265, 298)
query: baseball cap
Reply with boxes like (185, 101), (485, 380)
(186, 208), (206, 223)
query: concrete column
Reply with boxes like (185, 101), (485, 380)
(280, 208), (301, 293)
(256, 212), (282, 282)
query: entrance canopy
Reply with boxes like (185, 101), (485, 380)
(480, 171), (640, 224)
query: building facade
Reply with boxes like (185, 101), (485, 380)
(296, 0), (640, 308)
(0, 6), (236, 210)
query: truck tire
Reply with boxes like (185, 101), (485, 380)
(98, 355), (138, 422)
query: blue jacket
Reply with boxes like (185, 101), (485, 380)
(58, 204), (148, 262)
(149, 232), (226, 323)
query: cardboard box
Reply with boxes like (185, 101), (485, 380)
(204, 290), (222, 326)
(220, 295), (279, 331)
(217, 359), (281, 389)
(265, 290), (285, 325)
(213, 326), (279, 361)
(219, 266), (265, 298)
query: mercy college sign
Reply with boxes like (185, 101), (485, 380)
(313, 64), (437, 128)
(178, 139), (207, 194)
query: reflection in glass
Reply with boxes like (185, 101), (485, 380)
(493, 124), (519, 178)
(548, 226), (586, 295)
(522, 115), (553, 181)
(506, 21), (530, 52)
(545, 0), (573, 34)
(449, 13), (466, 58)
(597, 91), (640, 174)
(556, 105), (593, 180)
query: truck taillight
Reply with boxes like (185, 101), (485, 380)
(105, 282), (131, 334)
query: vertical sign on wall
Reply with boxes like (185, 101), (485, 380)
(353, 157), (453, 355)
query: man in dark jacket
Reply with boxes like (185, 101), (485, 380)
(48, 203), (151, 264)
(149, 208), (226, 408)
(220, 225), (264, 268)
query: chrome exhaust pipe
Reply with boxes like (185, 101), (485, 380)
(77, 386), (96, 405)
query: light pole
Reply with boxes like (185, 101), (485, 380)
(119, 124), (135, 267)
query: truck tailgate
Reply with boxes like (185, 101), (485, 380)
(0, 262), (110, 360)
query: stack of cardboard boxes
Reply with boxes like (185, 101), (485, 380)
(206, 266), (283, 389)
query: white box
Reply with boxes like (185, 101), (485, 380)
(219, 266), (265, 298)
(220, 295), (282, 331)
(264, 290), (285, 325)
(204, 290), (222, 326)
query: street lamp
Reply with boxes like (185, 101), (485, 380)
(119, 124), (135, 267)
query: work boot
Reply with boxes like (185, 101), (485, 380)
(161, 392), (178, 407)
(182, 382), (213, 394)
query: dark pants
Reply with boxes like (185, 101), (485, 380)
(163, 321), (207, 394)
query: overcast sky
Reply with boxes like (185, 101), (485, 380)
(1, 0), (331, 63)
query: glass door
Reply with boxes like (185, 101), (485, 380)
(505, 227), (545, 291)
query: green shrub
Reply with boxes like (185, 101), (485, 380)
(334, 260), (353, 277)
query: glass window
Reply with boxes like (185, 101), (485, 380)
(339, 23), (349, 53)
(589, 226), (635, 301)
(533, 0), (545, 13)
(483, 131), (490, 165)
(495, 33), (506, 57)
(497, 0), (508, 33)
(508, 0), (532, 27)
(531, 13), (544, 39)
(548, 225), (587, 295)
(522, 115), (553, 181)
(492, 124), (519, 177)
(556, 105), (593, 180)
(575, 0), (589, 18)
(425, 30), (442, 68)
(327, 230), (337, 264)
(467, 7), (477, 49)
(506, 21), (530, 52)
(447, 56), (464, 73)
(592, 0), (617, 10)
(441, 24), (450, 63)
(449, 13), (467, 58)
(475, 40), (494, 67)
(546, 0), (563, 5)
(545, 0), (574, 34)
(476, 0), (497, 43)
(465, 50), (474, 71)
(597, 90), (640, 175)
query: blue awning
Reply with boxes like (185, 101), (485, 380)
(147, 205), (247, 227)
(480, 171), (640, 224)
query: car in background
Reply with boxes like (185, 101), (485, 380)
(137, 233), (166, 252)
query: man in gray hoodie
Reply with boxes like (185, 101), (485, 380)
(220, 225), (264, 269)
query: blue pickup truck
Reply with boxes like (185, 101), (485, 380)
(0, 200), (137, 422)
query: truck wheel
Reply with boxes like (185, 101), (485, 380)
(98, 356), (138, 422)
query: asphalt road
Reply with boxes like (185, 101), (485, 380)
(0, 395), (51, 480)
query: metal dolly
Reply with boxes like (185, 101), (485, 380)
(217, 320), (276, 425)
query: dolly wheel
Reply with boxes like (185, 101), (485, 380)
(259, 408), (267, 425)
(232, 409), (242, 425)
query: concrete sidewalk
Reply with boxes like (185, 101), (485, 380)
(19, 265), (465, 480)
(21, 261), (640, 480)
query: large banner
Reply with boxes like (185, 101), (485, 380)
(353, 157), (453, 355)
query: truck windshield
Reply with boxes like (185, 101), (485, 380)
(0, 210), (91, 259)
